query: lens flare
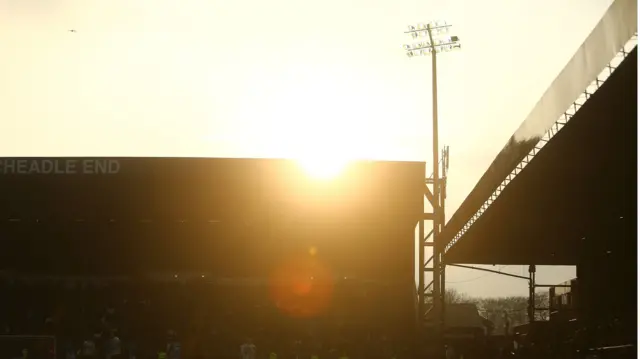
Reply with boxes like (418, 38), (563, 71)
(268, 255), (334, 318)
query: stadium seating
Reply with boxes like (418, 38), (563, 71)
(0, 276), (415, 359)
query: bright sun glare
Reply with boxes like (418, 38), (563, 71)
(297, 156), (351, 180)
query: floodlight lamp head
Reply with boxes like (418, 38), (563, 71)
(433, 26), (450, 35)
(436, 43), (462, 53)
(403, 44), (411, 50)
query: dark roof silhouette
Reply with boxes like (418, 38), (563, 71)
(443, 47), (636, 265)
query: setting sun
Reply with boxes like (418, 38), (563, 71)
(297, 155), (351, 179)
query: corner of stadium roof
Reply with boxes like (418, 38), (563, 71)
(441, 0), (637, 266)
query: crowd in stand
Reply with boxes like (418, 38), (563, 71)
(0, 276), (414, 359)
(2, 276), (634, 359)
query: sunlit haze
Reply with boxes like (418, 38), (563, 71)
(0, 0), (614, 297)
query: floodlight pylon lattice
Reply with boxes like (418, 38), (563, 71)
(403, 21), (460, 356)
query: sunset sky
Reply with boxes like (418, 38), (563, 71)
(0, 0), (615, 297)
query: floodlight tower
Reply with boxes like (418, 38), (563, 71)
(403, 21), (460, 343)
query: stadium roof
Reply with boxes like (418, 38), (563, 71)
(445, 49), (635, 265)
(441, 0), (637, 265)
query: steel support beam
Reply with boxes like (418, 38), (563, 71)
(528, 265), (536, 323)
(417, 146), (449, 339)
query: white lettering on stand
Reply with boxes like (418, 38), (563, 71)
(0, 159), (121, 175)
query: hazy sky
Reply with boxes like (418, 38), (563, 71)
(0, 0), (614, 297)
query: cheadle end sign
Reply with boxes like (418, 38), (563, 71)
(0, 159), (121, 175)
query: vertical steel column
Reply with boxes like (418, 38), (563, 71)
(427, 23), (445, 341)
(528, 265), (536, 323)
(418, 218), (425, 329)
(439, 148), (448, 328)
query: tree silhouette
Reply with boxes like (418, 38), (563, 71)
(443, 289), (550, 335)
